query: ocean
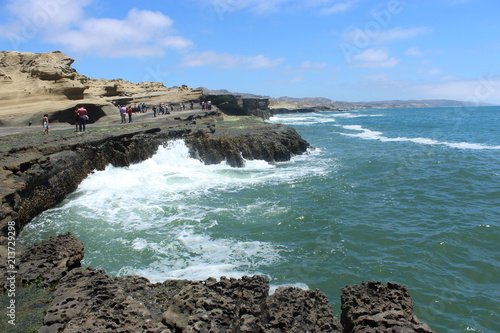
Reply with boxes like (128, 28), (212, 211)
(19, 106), (499, 332)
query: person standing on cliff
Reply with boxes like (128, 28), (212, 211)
(42, 114), (49, 134)
(119, 105), (127, 123)
(76, 106), (88, 132)
(127, 105), (133, 123)
(74, 107), (80, 132)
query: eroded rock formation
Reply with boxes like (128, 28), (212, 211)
(341, 281), (435, 332)
(185, 124), (309, 167)
(205, 94), (272, 119)
(0, 51), (203, 126)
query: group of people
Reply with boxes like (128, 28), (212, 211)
(43, 106), (87, 134)
(41, 99), (216, 134)
(117, 105), (133, 123)
(127, 101), (201, 118)
(151, 104), (170, 117)
(75, 106), (88, 131)
(201, 100), (212, 110)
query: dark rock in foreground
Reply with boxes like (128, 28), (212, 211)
(18, 232), (84, 286)
(341, 281), (434, 332)
(0, 233), (434, 332)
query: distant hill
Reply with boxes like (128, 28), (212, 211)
(198, 87), (269, 99)
(272, 97), (491, 109)
(199, 88), (492, 109)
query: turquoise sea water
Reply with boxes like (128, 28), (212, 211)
(19, 106), (499, 332)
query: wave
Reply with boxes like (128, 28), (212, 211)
(269, 112), (384, 126)
(118, 228), (282, 282)
(20, 140), (329, 283)
(340, 125), (500, 150)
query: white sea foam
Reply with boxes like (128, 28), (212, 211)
(269, 113), (337, 125)
(118, 228), (281, 282)
(269, 112), (383, 126)
(341, 125), (500, 150)
(29, 139), (321, 283)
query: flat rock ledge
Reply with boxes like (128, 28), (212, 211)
(0, 233), (435, 332)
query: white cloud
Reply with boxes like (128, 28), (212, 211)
(52, 9), (192, 57)
(0, 0), (92, 49)
(343, 27), (432, 48)
(4, 0), (92, 31)
(405, 46), (424, 56)
(352, 48), (398, 68)
(299, 61), (328, 70)
(320, 0), (358, 15)
(0, 1), (193, 57)
(374, 27), (432, 44)
(413, 75), (500, 104)
(180, 51), (285, 69)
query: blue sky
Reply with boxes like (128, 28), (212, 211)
(1, 0), (499, 103)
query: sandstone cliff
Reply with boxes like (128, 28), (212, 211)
(0, 51), (203, 126)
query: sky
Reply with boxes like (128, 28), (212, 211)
(0, 0), (499, 104)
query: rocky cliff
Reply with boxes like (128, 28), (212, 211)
(0, 51), (86, 125)
(0, 51), (203, 126)
(205, 94), (272, 119)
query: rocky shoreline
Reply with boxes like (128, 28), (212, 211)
(0, 114), (435, 332)
(1, 50), (434, 332)
(1, 232), (434, 332)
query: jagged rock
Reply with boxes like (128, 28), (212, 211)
(267, 286), (343, 332)
(341, 281), (435, 333)
(162, 276), (341, 332)
(0, 51), (88, 124)
(205, 94), (272, 119)
(40, 267), (171, 333)
(115, 276), (191, 321)
(185, 124), (309, 167)
(17, 232), (84, 286)
(162, 276), (269, 332)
